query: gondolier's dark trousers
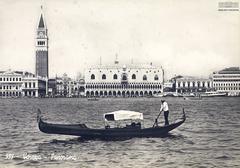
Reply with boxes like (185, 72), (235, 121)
(164, 111), (169, 126)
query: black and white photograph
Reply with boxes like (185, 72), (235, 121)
(0, 0), (240, 167)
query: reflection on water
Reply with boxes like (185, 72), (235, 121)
(0, 97), (240, 167)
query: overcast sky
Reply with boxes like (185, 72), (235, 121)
(0, 0), (239, 79)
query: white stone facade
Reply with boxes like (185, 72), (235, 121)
(175, 76), (212, 94)
(22, 74), (39, 97)
(0, 70), (23, 97)
(212, 67), (240, 96)
(84, 64), (163, 97)
(0, 70), (46, 98)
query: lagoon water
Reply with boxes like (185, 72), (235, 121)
(0, 97), (240, 168)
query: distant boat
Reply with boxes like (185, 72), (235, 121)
(153, 93), (164, 98)
(201, 91), (227, 97)
(153, 92), (178, 97)
(184, 94), (202, 100)
(165, 92), (179, 97)
(37, 109), (186, 139)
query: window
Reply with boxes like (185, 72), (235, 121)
(29, 83), (31, 88)
(122, 74), (127, 80)
(91, 74), (95, 80)
(0, 78), (1, 81)
(19, 78), (21, 81)
(113, 74), (118, 80)
(38, 41), (45, 45)
(102, 74), (106, 80)
(25, 83), (27, 88)
(33, 83), (35, 88)
(154, 75), (159, 81)
(132, 74), (136, 80)
(143, 75), (147, 81)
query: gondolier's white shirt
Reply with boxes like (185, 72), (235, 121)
(160, 102), (169, 112)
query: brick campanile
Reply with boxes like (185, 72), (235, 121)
(35, 8), (48, 78)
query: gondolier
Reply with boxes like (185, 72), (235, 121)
(160, 100), (169, 125)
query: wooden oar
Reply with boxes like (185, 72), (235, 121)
(153, 110), (163, 127)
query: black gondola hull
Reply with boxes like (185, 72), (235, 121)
(38, 114), (185, 139)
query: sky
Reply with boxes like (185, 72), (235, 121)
(0, 0), (239, 79)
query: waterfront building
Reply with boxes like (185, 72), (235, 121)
(84, 64), (163, 97)
(0, 70), (47, 98)
(48, 78), (56, 97)
(163, 81), (174, 92)
(22, 72), (47, 98)
(68, 80), (77, 97)
(36, 9), (49, 78)
(78, 78), (85, 97)
(55, 73), (79, 97)
(72, 80), (80, 97)
(212, 67), (240, 96)
(0, 70), (23, 98)
(175, 76), (212, 94)
(56, 75), (68, 97)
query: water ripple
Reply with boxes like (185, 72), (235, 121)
(0, 97), (240, 167)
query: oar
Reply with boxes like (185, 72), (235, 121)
(153, 110), (163, 127)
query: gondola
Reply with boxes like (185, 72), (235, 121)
(37, 109), (186, 140)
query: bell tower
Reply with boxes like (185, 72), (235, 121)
(36, 6), (48, 78)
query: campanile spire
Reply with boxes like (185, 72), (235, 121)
(38, 14), (45, 28)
